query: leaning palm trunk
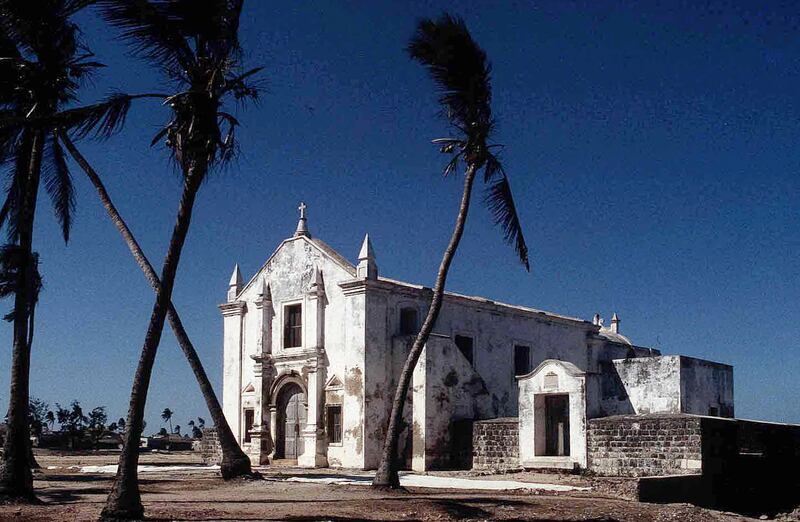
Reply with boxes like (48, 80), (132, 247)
(373, 164), (477, 488)
(0, 131), (43, 501)
(59, 132), (252, 479)
(100, 160), (206, 520)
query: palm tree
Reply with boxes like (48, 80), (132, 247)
(0, 0), (127, 501)
(96, 1), (261, 518)
(373, 14), (529, 489)
(58, 130), (252, 479)
(161, 407), (173, 435)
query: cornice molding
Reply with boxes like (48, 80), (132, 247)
(219, 301), (247, 317)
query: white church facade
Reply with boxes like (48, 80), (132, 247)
(221, 205), (734, 471)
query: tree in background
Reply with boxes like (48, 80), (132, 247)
(373, 14), (530, 488)
(27, 398), (48, 439)
(87, 406), (108, 448)
(188, 419), (203, 439)
(55, 401), (88, 450)
(160, 408), (174, 435)
(97, 1), (262, 517)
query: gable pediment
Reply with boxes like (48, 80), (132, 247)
(325, 374), (343, 390)
(236, 236), (356, 301)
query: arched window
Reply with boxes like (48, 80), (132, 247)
(399, 307), (418, 335)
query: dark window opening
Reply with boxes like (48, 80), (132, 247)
(326, 405), (342, 444)
(243, 409), (254, 443)
(399, 307), (418, 335)
(708, 406), (719, 417)
(514, 345), (531, 376)
(284, 304), (302, 348)
(454, 335), (474, 365)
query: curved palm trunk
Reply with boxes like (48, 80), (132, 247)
(59, 133), (251, 479)
(373, 164), (478, 489)
(100, 160), (206, 520)
(0, 131), (43, 501)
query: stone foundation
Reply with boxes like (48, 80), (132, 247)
(472, 418), (519, 470)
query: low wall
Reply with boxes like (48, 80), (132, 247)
(587, 414), (702, 476)
(588, 413), (800, 514)
(472, 418), (519, 470)
(199, 427), (222, 465)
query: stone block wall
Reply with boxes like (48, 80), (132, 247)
(199, 427), (223, 465)
(587, 414), (702, 476)
(472, 418), (519, 470)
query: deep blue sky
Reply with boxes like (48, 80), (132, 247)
(2, 1), (799, 433)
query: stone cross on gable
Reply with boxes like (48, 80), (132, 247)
(295, 201), (310, 237)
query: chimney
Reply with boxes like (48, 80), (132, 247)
(611, 313), (620, 334)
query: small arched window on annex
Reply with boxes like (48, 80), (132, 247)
(398, 304), (419, 336)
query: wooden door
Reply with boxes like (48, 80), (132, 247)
(277, 383), (306, 459)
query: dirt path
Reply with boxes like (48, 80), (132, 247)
(0, 452), (762, 521)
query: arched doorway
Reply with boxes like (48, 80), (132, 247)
(276, 382), (307, 459)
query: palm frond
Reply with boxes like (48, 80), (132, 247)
(43, 133), (74, 242)
(442, 152), (461, 178)
(408, 13), (492, 133)
(485, 171), (529, 271)
(59, 93), (163, 139)
(98, 0), (196, 74)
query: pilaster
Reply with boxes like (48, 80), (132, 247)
(220, 300), (247, 442)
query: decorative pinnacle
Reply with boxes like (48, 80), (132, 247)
(358, 233), (375, 261)
(227, 263), (243, 302)
(259, 279), (272, 302)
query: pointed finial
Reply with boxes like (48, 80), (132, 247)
(294, 201), (310, 237)
(611, 313), (620, 334)
(357, 233), (378, 279)
(308, 265), (325, 296)
(259, 279), (272, 302)
(358, 233), (375, 261)
(227, 264), (243, 302)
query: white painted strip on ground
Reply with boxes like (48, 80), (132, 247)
(283, 474), (590, 492)
(76, 464), (219, 473)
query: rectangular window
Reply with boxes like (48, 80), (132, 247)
(284, 304), (302, 348)
(243, 409), (254, 443)
(454, 335), (474, 365)
(326, 405), (342, 444)
(399, 307), (418, 335)
(514, 345), (531, 376)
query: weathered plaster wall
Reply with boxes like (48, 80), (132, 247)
(679, 357), (734, 418)
(610, 356), (682, 416)
(412, 335), (494, 471)
(607, 356), (734, 419)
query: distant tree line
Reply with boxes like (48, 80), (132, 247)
(18, 398), (206, 450)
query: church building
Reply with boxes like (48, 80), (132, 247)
(221, 204), (733, 471)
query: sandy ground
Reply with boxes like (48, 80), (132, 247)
(0, 451), (772, 521)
